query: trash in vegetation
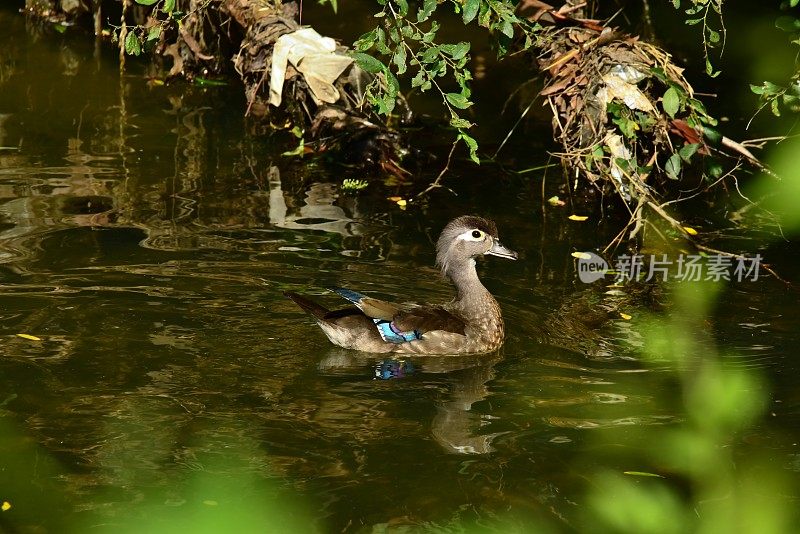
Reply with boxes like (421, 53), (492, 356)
(16, 334), (41, 341)
(568, 214), (589, 221)
(269, 28), (354, 107)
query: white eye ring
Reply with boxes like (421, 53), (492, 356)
(457, 229), (486, 242)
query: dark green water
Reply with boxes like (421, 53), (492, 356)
(0, 7), (799, 533)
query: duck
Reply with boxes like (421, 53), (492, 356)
(284, 215), (517, 355)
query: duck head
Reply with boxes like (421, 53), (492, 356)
(435, 215), (517, 276)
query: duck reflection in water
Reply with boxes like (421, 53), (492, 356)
(318, 349), (506, 455)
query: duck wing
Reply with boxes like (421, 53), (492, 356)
(391, 307), (466, 336)
(332, 287), (466, 343)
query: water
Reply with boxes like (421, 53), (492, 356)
(1, 7), (799, 533)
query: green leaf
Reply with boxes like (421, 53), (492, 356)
(671, 0), (680, 7)
(134, 0), (159, 5)
(705, 57), (720, 78)
(449, 114), (473, 129)
(613, 116), (637, 138)
(478, 1), (491, 27)
(771, 98), (782, 117)
(678, 143), (700, 163)
(282, 138), (305, 157)
(420, 45), (440, 63)
(662, 87), (681, 118)
(411, 69), (426, 89)
(386, 68), (400, 93)
(499, 19), (514, 38)
(392, 46), (407, 74)
(706, 28), (720, 44)
(685, 18), (702, 25)
(395, 0), (408, 16)
(665, 153), (682, 179)
(706, 159), (724, 178)
(442, 42), (470, 61)
(354, 29), (377, 52)
(650, 67), (668, 83)
(463, 0), (480, 24)
(446, 92), (472, 109)
(417, 0), (436, 22)
(124, 31), (141, 56)
(701, 126), (722, 146)
(458, 132), (480, 164)
(163, 0), (175, 13)
(375, 27), (390, 54)
(146, 25), (162, 42)
(351, 52), (384, 74)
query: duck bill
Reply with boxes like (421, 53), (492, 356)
(487, 241), (518, 260)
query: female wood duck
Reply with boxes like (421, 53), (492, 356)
(284, 215), (517, 355)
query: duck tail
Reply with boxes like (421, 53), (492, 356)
(283, 291), (331, 321)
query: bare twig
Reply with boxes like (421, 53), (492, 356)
(416, 141), (458, 199)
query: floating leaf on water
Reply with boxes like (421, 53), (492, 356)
(548, 195), (565, 206)
(571, 252), (592, 260)
(568, 214), (588, 221)
(387, 197), (408, 209)
(623, 471), (664, 478)
(683, 226), (698, 235)
(16, 334), (41, 341)
(202, 500), (218, 506)
(341, 178), (368, 191)
(620, 312), (632, 320)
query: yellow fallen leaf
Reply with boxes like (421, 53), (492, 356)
(571, 251), (592, 260)
(620, 312), (632, 320)
(16, 334), (41, 341)
(2, 501), (10, 511)
(387, 196), (402, 202)
(396, 199), (407, 208)
(547, 195), (565, 206)
(568, 214), (588, 221)
(682, 226), (698, 236)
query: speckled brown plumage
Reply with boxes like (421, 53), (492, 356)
(284, 216), (517, 355)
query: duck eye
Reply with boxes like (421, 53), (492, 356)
(471, 230), (483, 239)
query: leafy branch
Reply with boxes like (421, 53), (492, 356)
(115, 0), (182, 56)
(749, 1), (800, 119)
(670, 0), (725, 77)
(351, 0), (540, 164)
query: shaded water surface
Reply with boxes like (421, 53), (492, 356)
(1, 8), (799, 533)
